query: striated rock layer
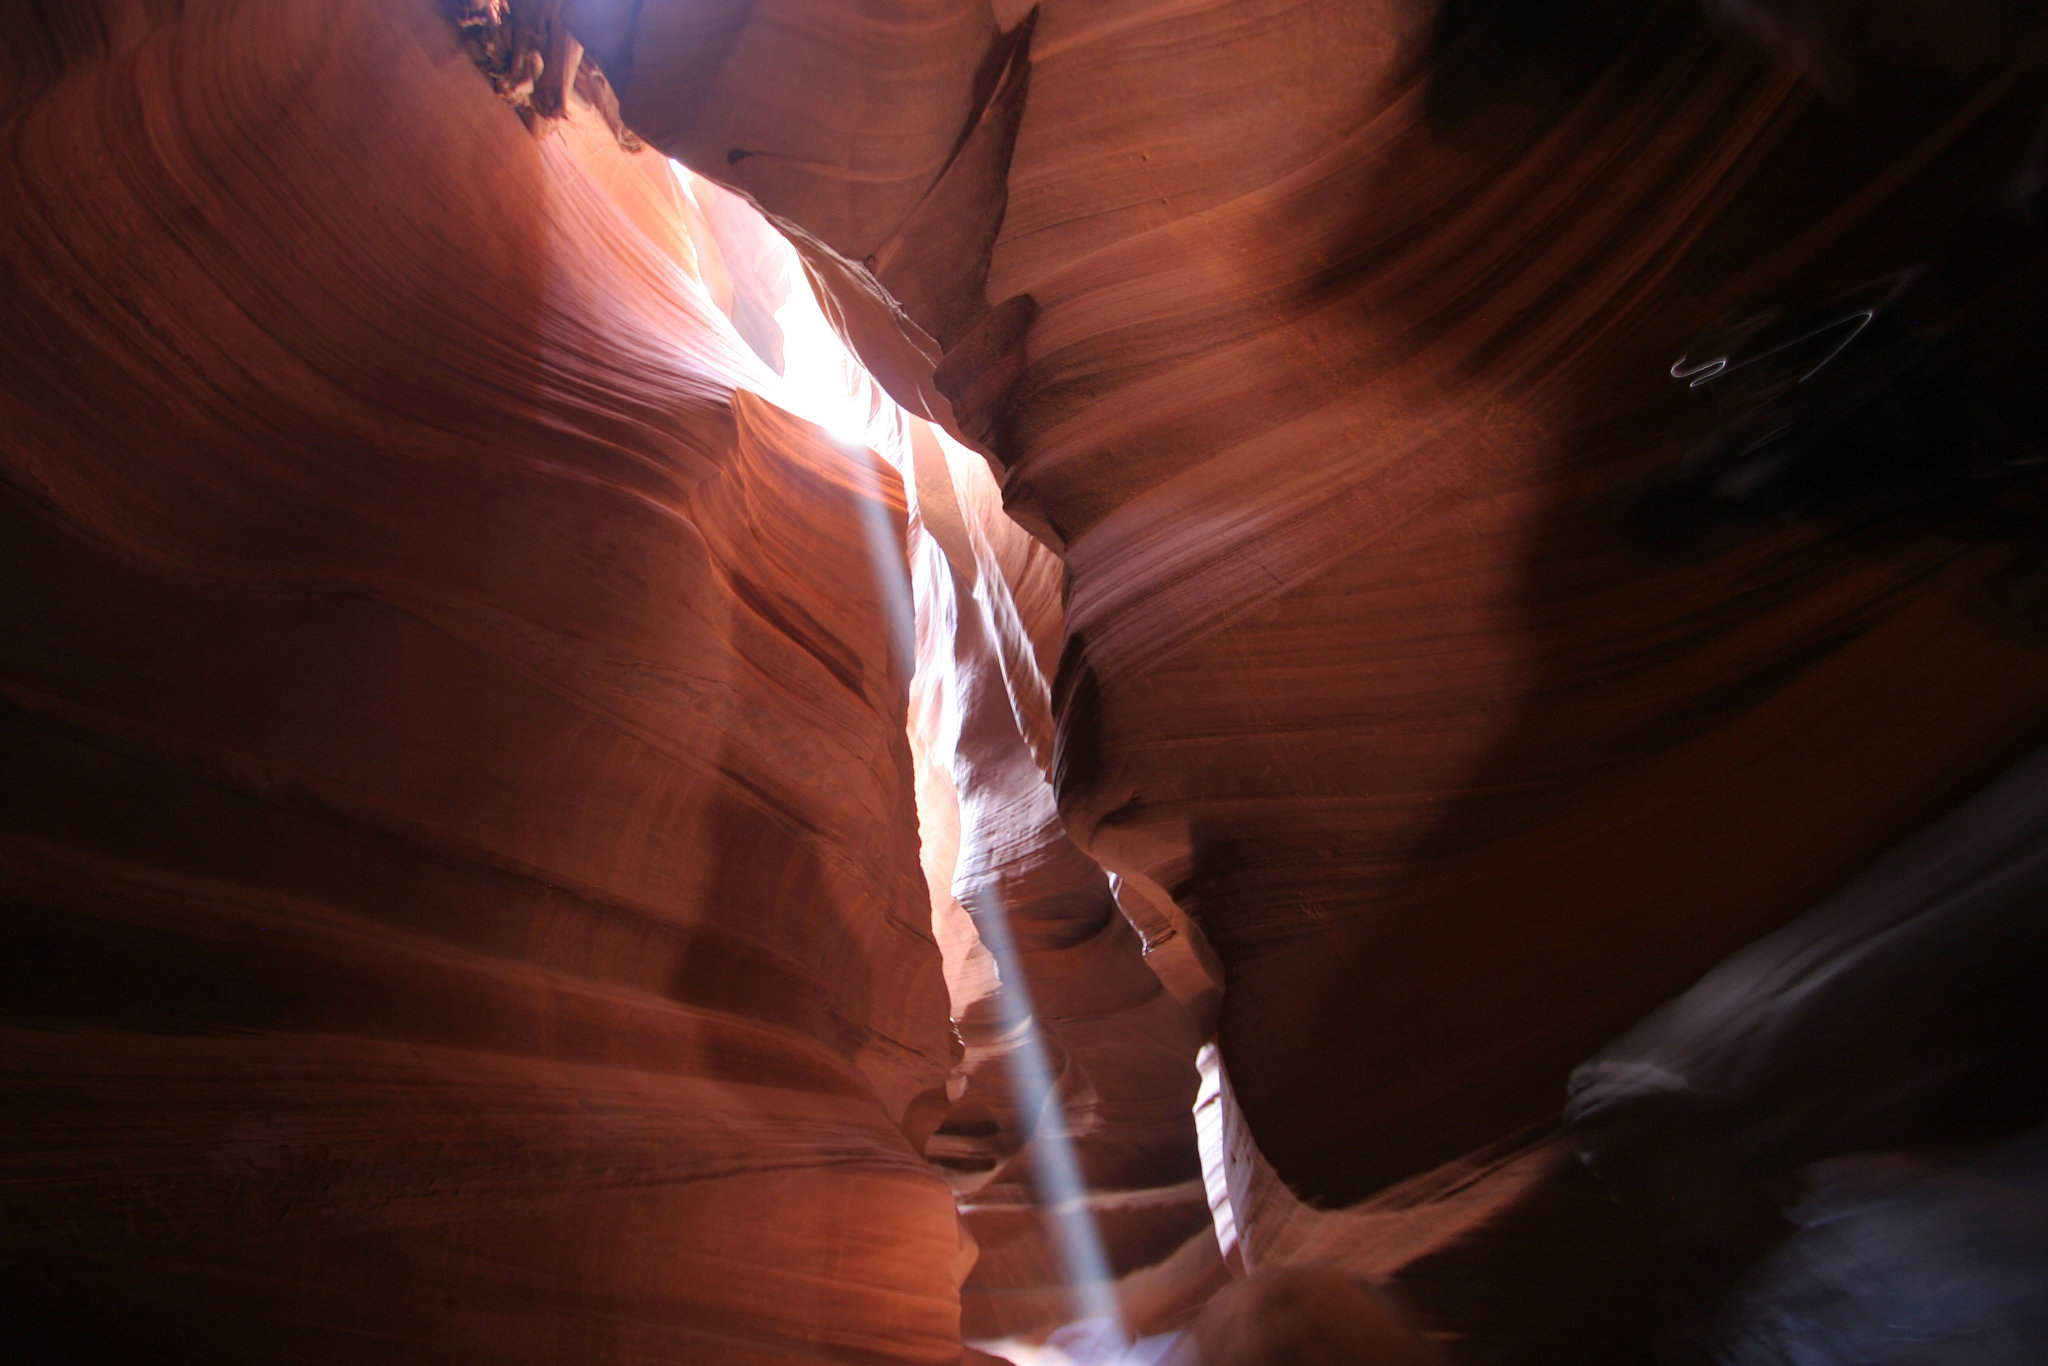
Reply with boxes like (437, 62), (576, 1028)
(12, 0), (2048, 1359)
(584, 0), (2048, 1214)
(570, 0), (2048, 1355)
(902, 420), (1213, 1342)
(0, 1), (972, 1361)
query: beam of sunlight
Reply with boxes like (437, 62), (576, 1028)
(972, 885), (1128, 1348)
(664, 159), (1138, 1360)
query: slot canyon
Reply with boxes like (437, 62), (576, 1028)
(5, 1), (2048, 1362)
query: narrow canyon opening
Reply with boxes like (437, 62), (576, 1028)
(8, 2), (2048, 1364)
(661, 154), (1212, 1361)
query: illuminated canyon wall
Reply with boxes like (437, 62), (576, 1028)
(8, 0), (2048, 1362)
(0, 1), (973, 1360)
(579, 0), (2048, 1184)
(901, 423), (1213, 1342)
(573, 0), (2048, 1355)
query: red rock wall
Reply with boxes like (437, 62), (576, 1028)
(14, 0), (2048, 1359)
(903, 426), (1213, 1341)
(0, 1), (971, 1360)
(587, 0), (2048, 1216)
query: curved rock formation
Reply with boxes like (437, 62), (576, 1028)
(1187, 1265), (1447, 1366)
(584, 0), (2048, 1214)
(12, 0), (2048, 1361)
(1, 2), (968, 1360)
(902, 423), (1212, 1342)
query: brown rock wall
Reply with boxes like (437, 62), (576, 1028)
(591, 0), (2048, 1214)
(0, 0), (969, 1359)
(904, 426), (1211, 1341)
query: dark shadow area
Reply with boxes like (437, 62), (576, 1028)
(1214, 3), (2048, 1358)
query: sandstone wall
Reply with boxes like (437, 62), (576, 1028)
(582, 0), (2048, 1211)
(0, 2), (969, 1360)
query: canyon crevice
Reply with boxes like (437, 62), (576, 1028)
(7, 0), (2048, 1362)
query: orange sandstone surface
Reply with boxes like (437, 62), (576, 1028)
(9, 1), (2048, 1363)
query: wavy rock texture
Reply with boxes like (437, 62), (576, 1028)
(1566, 741), (2048, 1234)
(573, 0), (2048, 1356)
(0, 1), (973, 1361)
(588, 0), (2048, 1216)
(1197, 1041), (1669, 1363)
(13, 0), (2048, 1360)
(901, 422), (1213, 1342)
